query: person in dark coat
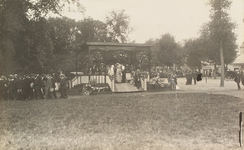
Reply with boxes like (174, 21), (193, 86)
(121, 65), (126, 83)
(33, 74), (44, 100)
(186, 72), (192, 85)
(134, 69), (141, 89)
(234, 70), (242, 90)
(45, 74), (55, 99)
(59, 74), (67, 98)
(15, 76), (24, 100)
(22, 75), (34, 100)
(197, 73), (202, 81)
(241, 70), (244, 86)
(0, 76), (8, 100)
(193, 71), (197, 85)
(7, 75), (16, 100)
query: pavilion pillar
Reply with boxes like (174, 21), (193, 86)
(88, 48), (91, 81)
(104, 46), (106, 83)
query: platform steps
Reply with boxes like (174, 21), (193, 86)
(114, 83), (143, 92)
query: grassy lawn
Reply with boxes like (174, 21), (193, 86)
(0, 93), (243, 150)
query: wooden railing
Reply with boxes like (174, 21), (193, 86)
(68, 74), (146, 92)
(68, 75), (106, 88)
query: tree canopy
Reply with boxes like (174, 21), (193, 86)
(200, 0), (238, 86)
(0, 0), (133, 75)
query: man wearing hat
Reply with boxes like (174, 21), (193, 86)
(33, 74), (44, 100)
(7, 75), (16, 100)
(234, 70), (242, 90)
(59, 74), (67, 98)
(0, 76), (8, 100)
(45, 74), (55, 100)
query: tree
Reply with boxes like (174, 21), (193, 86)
(0, 0), (31, 74)
(156, 33), (178, 68)
(0, 0), (84, 74)
(76, 18), (108, 43)
(75, 18), (109, 73)
(145, 38), (160, 68)
(47, 17), (77, 72)
(184, 38), (207, 71)
(105, 10), (133, 43)
(201, 0), (238, 86)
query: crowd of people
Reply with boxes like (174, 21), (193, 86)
(167, 72), (178, 90)
(0, 73), (68, 101)
(108, 63), (127, 83)
(185, 71), (202, 85)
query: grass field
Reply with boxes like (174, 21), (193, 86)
(0, 93), (244, 150)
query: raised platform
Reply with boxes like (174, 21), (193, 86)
(114, 83), (143, 92)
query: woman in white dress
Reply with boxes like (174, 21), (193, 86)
(115, 63), (122, 83)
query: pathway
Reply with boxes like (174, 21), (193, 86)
(150, 77), (244, 99)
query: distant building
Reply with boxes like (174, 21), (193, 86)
(229, 9), (244, 71)
(229, 42), (244, 71)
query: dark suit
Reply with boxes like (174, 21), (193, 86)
(235, 73), (242, 90)
(0, 79), (8, 100)
(8, 79), (16, 100)
(34, 76), (44, 99)
(45, 77), (55, 99)
(59, 77), (67, 98)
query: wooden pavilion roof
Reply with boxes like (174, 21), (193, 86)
(83, 42), (153, 51)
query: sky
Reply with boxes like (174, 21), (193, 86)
(63, 0), (243, 47)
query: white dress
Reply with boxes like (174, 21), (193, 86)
(116, 64), (122, 83)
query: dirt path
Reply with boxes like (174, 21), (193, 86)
(156, 77), (244, 99)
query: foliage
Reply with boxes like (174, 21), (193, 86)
(200, 0), (238, 86)
(145, 38), (160, 67)
(0, 1), (133, 75)
(81, 81), (111, 95)
(136, 51), (149, 69)
(0, 0), (83, 74)
(112, 50), (128, 64)
(147, 34), (184, 69)
(131, 70), (148, 81)
(183, 38), (206, 70)
(148, 77), (170, 88)
(106, 10), (133, 43)
(76, 18), (108, 43)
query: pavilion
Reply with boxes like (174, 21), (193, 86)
(71, 42), (153, 92)
(229, 42), (244, 71)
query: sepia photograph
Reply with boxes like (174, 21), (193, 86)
(0, 0), (244, 149)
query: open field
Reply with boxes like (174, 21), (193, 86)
(1, 92), (244, 150)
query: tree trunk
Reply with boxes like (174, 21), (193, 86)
(220, 40), (225, 87)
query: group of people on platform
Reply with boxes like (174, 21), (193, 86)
(107, 63), (143, 89)
(108, 63), (127, 83)
(0, 73), (68, 101)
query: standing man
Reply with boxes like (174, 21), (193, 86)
(121, 64), (126, 83)
(33, 74), (44, 100)
(59, 74), (67, 98)
(234, 70), (242, 90)
(193, 71), (197, 85)
(8, 75), (16, 100)
(45, 74), (55, 100)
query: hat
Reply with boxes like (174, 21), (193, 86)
(9, 74), (14, 78)
(60, 74), (65, 77)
